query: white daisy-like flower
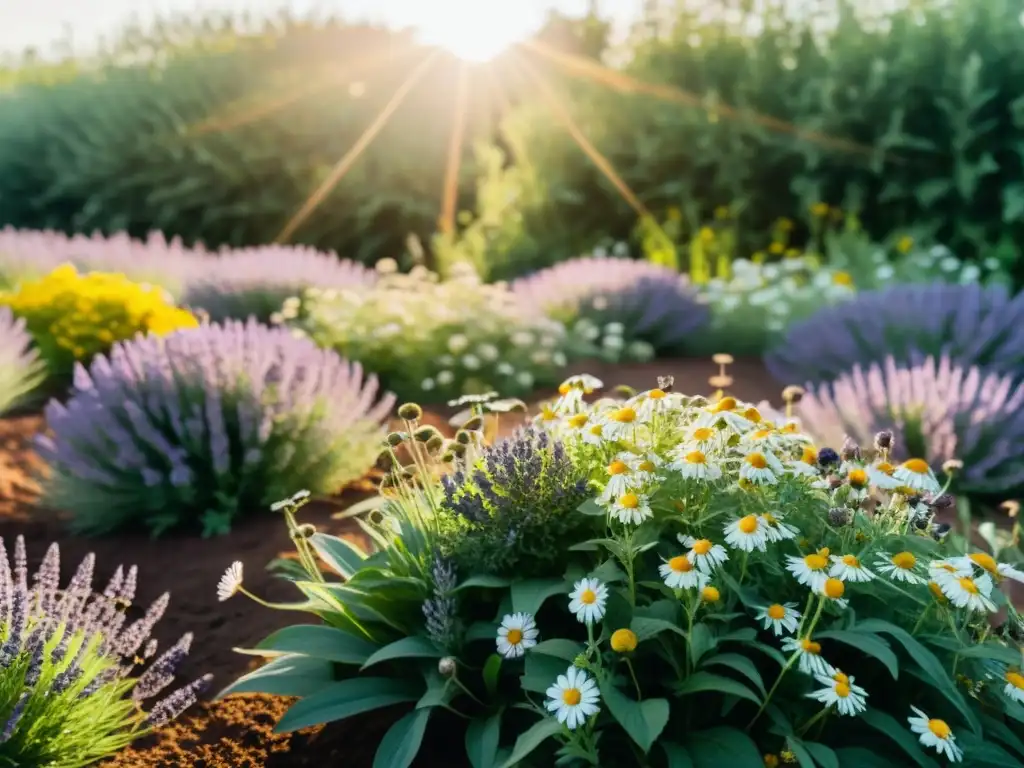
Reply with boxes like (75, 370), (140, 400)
(829, 553), (875, 583)
(568, 578), (608, 625)
(874, 551), (927, 585)
(601, 404), (647, 440)
(760, 511), (799, 543)
(496, 613), (539, 659)
(755, 602), (801, 636)
(545, 665), (601, 730)
(954, 552), (1024, 585)
(821, 577), (849, 609)
(669, 449), (723, 482)
(628, 452), (663, 480)
(606, 491), (653, 525)
(786, 550), (832, 592)
(1003, 668), (1024, 704)
(659, 554), (708, 590)
(807, 670), (868, 716)
(844, 466), (871, 501)
(893, 458), (941, 493)
(939, 571), (997, 613)
(788, 445), (820, 477)
(217, 561), (244, 602)
(867, 460), (902, 490)
(696, 397), (754, 433)
(682, 425), (720, 453)
(679, 535), (729, 574)
(559, 374), (603, 394)
(781, 636), (835, 677)
(929, 558), (973, 588)
(907, 706), (963, 762)
(601, 456), (636, 500)
(633, 387), (676, 419)
(580, 422), (607, 446)
(563, 412), (592, 436)
(723, 514), (768, 553)
(739, 451), (785, 485)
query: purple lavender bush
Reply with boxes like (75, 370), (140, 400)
(0, 307), (45, 415)
(0, 535), (208, 765)
(510, 256), (709, 355)
(36, 319), (395, 536)
(180, 245), (378, 323)
(765, 283), (1024, 385)
(798, 354), (1024, 494)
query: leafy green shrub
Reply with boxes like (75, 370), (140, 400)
(0, 535), (208, 766)
(219, 374), (1024, 766)
(0, 307), (44, 415)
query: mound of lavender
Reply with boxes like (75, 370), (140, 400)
(180, 245), (378, 323)
(438, 426), (596, 576)
(36, 319), (395, 536)
(510, 256), (709, 354)
(0, 535), (208, 765)
(798, 354), (1024, 494)
(765, 283), (1024, 385)
(0, 307), (45, 416)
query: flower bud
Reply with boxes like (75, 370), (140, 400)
(657, 375), (675, 392)
(440, 451), (456, 463)
(451, 442), (467, 457)
(828, 507), (851, 527)
(397, 402), (423, 421)
(455, 430), (472, 445)
(572, 653), (590, 670)
(386, 431), (406, 447)
(873, 430), (893, 452)
(610, 628), (638, 653)
(413, 425), (441, 443)
(401, 468), (417, 481)
(438, 657), (457, 677)
(462, 415), (484, 432)
(290, 523), (317, 540)
(840, 436), (861, 463)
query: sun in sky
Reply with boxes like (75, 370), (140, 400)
(406, 0), (552, 62)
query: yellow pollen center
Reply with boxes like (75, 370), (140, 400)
(841, 555), (860, 567)
(746, 453), (768, 469)
(744, 407), (762, 422)
(568, 414), (588, 429)
(764, 513), (779, 526)
(782, 422), (798, 434)
(638, 460), (657, 472)
(835, 682), (851, 698)
(824, 578), (845, 599)
(685, 450), (707, 464)
(506, 629), (523, 645)
(619, 493), (640, 509)
(927, 719), (951, 740)
(558, 383), (571, 395)
(693, 428), (714, 441)
(607, 460), (629, 475)
(928, 581), (946, 601)
(589, 424), (603, 436)
(562, 688), (582, 706)
(580, 589), (597, 605)
(541, 405), (557, 421)
(902, 458), (930, 475)
(801, 638), (821, 654)
(712, 397), (738, 413)
(969, 552), (998, 574)
(1007, 671), (1024, 690)
(892, 551), (916, 570)
(833, 671), (849, 686)
(801, 446), (818, 464)
(738, 515), (759, 534)
(648, 389), (666, 399)
(767, 604), (786, 620)
(702, 586), (720, 602)
(669, 556), (693, 573)
(848, 468), (868, 487)
(692, 539), (712, 555)
(805, 554), (828, 571)
(877, 462), (894, 475)
(958, 577), (979, 595)
(612, 407), (636, 423)
(753, 429), (772, 441)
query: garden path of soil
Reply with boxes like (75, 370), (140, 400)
(0, 359), (785, 766)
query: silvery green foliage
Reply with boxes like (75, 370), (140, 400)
(0, 536), (208, 766)
(36, 319), (395, 536)
(0, 307), (45, 416)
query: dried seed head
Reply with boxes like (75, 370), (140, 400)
(781, 385), (805, 404)
(397, 403), (423, 421)
(840, 436), (861, 462)
(873, 430), (893, 452)
(386, 431), (406, 447)
(438, 657), (457, 677)
(425, 434), (445, 453)
(926, 493), (954, 510)
(413, 425), (441, 443)
(828, 507), (851, 527)
(462, 415), (484, 432)
(455, 430), (472, 445)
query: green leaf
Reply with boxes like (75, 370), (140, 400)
(661, 742), (695, 768)
(674, 671), (761, 706)
(467, 622), (497, 643)
(417, 668), (453, 709)
(498, 717), (562, 768)
(531, 639), (586, 662)
(786, 739), (817, 768)
(859, 709), (938, 768)
(815, 629), (899, 679)
(362, 636), (445, 670)
(249, 624), (378, 665)
(453, 575), (512, 593)
(688, 623), (716, 664)
(747, 641), (787, 668)
(684, 726), (764, 768)
(802, 742), (840, 768)
(577, 498), (606, 516)
(466, 712), (502, 768)
(511, 578), (568, 616)
(955, 731), (1020, 766)
(521, 652), (569, 694)
(308, 532), (367, 579)
(835, 747), (899, 767)
(602, 683), (669, 753)
(979, 714), (1024, 758)
(483, 654), (502, 697)
(591, 558), (627, 584)
(701, 653), (767, 697)
(631, 616), (688, 642)
(275, 677), (420, 733)
(216, 654), (334, 699)
(373, 707), (431, 768)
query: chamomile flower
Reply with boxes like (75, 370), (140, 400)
(581, 422), (607, 446)
(755, 602), (801, 636)
(829, 554), (875, 583)
(874, 551), (927, 585)
(821, 577), (849, 609)
(545, 666), (601, 730)
(953, 552), (1024, 585)
(740, 451), (785, 485)
(786, 549), (832, 592)
(601, 405), (645, 440)
(807, 670), (868, 716)
(564, 412), (591, 436)
(568, 578), (608, 625)
(740, 425), (784, 450)
(679, 535), (730, 574)
(496, 613), (539, 659)
(867, 460), (902, 490)
(602, 456), (636, 499)
(1003, 669), (1024, 704)
(760, 511), (799, 543)
(607, 491), (653, 525)
(788, 445), (820, 477)
(939, 572), (997, 613)
(683, 426), (720, 453)
(845, 467), (870, 501)
(670, 449), (723, 481)
(724, 514), (768, 553)
(629, 452), (663, 479)
(559, 374), (603, 395)
(929, 558), (972, 587)
(217, 561), (244, 602)
(893, 458), (941, 493)
(634, 387), (674, 418)
(659, 554), (707, 589)
(782, 636), (835, 677)
(908, 707), (963, 762)
(697, 397), (754, 433)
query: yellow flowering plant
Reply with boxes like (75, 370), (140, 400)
(0, 264), (197, 377)
(218, 375), (1024, 767)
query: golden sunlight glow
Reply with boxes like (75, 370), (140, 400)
(414, 1), (539, 62)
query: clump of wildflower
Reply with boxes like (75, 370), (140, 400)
(0, 307), (45, 416)
(422, 556), (461, 651)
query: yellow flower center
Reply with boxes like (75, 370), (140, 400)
(685, 450), (707, 464)
(693, 428), (715, 441)
(892, 551), (916, 570)
(711, 397), (737, 413)
(738, 515), (759, 534)
(568, 413), (588, 429)
(562, 688), (582, 706)
(618, 493), (640, 509)
(781, 422), (799, 434)
(558, 383), (571, 395)
(928, 581), (947, 602)
(824, 578), (845, 599)
(610, 628), (638, 653)
(767, 604), (786, 620)
(902, 458), (930, 475)
(958, 577), (979, 595)
(589, 424), (603, 437)
(691, 539), (712, 555)
(841, 555), (860, 568)
(702, 586), (720, 603)
(541, 405), (558, 421)
(607, 460), (629, 475)
(801, 638), (821, 654)
(927, 719), (951, 740)
(763, 513), (780, 526)
(506, 629), (523, 645)
(1006, 671), (1024, 690)
(877, 462), (894, 475)
(834, 682), (851, 698)
(832, 271), (853, 287)
(801, 446), (818, 464)
(648, 389), (666, 400)
(969, 552), (998, 575)
(612, 407), (637, 423)
(744, 407), (762, 423)
(669, 556), (693, 573)
(580, 589), (597, 605)
(833, 671), (849, 686)
(746, 453), (768, 469)
(638, 460), (657, 472)
(848, 469), (868, 488)
(804, 554), (828, 571)
(752, 428), (772, 441)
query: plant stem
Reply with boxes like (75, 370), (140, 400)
(746, 651), (798, 731)
(625, 658), (643, 700)
(798, 707), (830, 736)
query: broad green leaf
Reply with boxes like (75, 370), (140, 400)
(946, 641), (1020, 666)
(859, 709), (938, 768)
(591, 558), (627, 583)
(955, 731), (1020, 766)
(631, 616), (688, 642)
(602, 684), (669, 753)
(815, 629), (899, 679)
(308, 533), (367, 579)
(577, 498), (606, 516)
(531, 639), (586, 662)
(373, 707), (431, 768)
(717, 627), (757, 644)
(511, 578), (568, 616)
(521, 652), (569, 694)
(674, 671), (761, 706)
(803, 741), (840, 768)
(453, 575), (512, 593)
(250, 624), (378, 665)
(835, 747), (899, 767)
(275, 677), (420, 733)
(701, 653), (767, 697)
(786, 739), (817, 768)
(417, 669), (453, 709)
(467, 622), (497, 642)
(748, 641), (787, 668)
(362, 636), (445, 670)
(684, 726), (764, 768)
(466, 712), (502, 768)
(688, 624), (716, 664)
(661, 742), (695, 768)
(483, 654), (502, 697)
(498, 717), (562, 768)
(979, 714), (1024, 758)
(215, 654), (334, 699)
